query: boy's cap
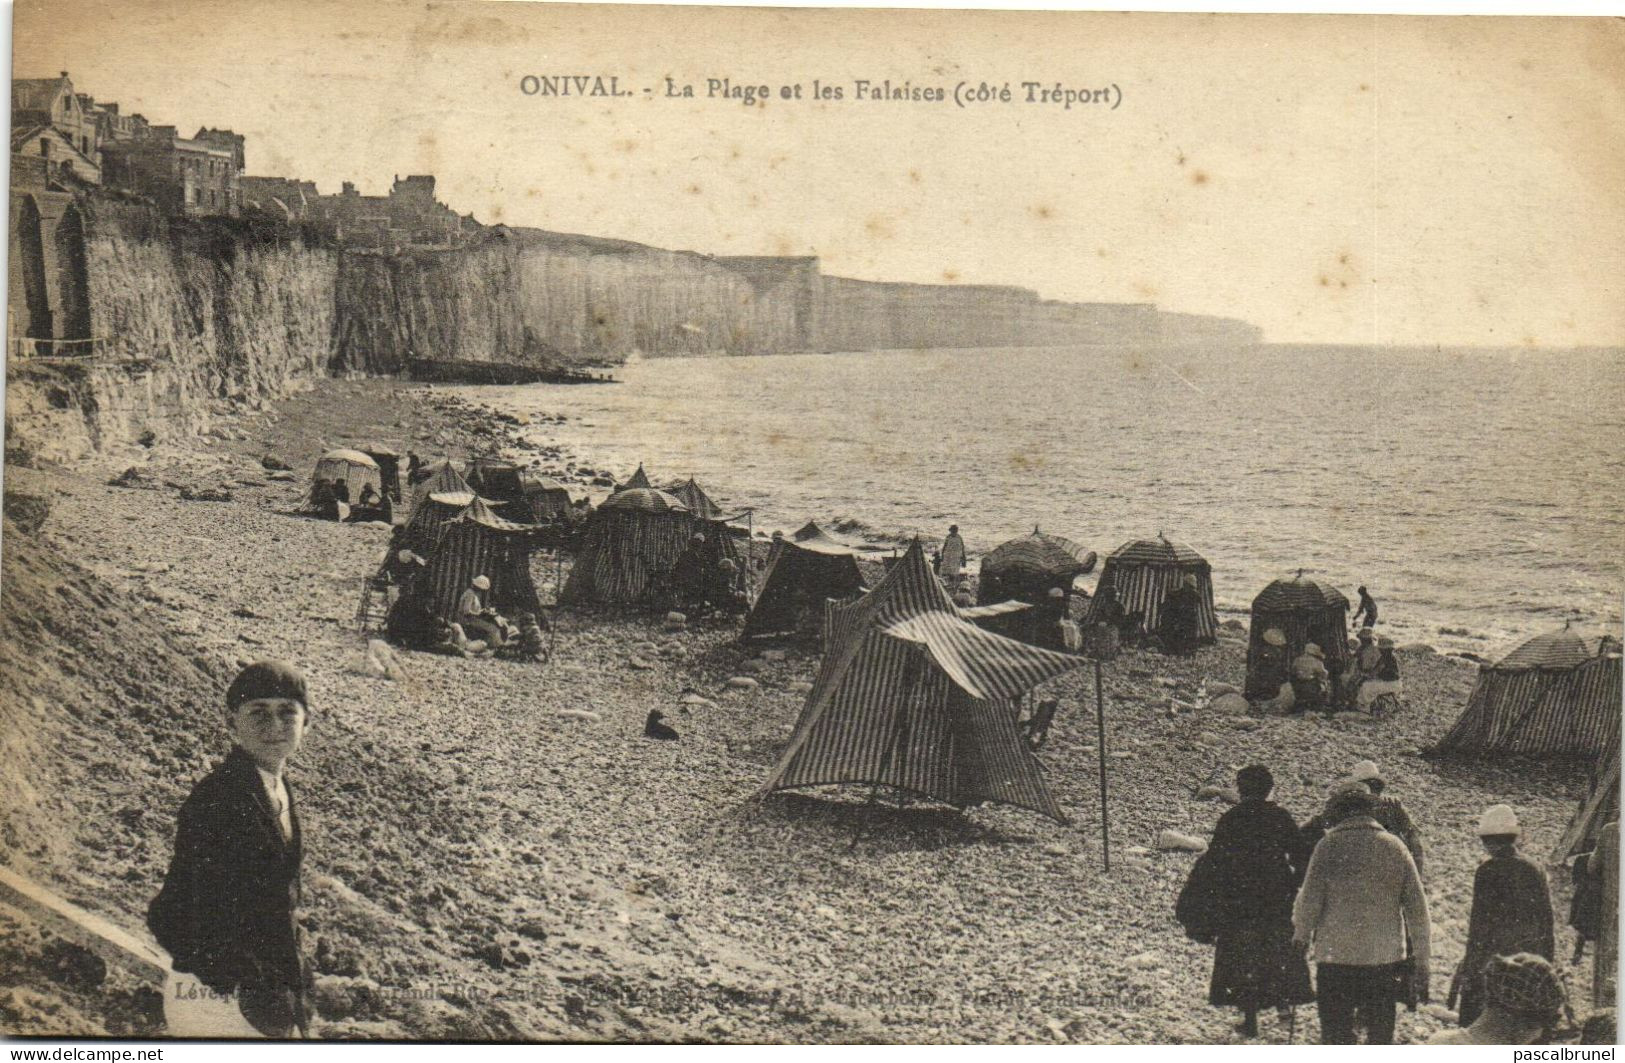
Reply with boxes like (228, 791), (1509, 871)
(227, 659), (308, 713)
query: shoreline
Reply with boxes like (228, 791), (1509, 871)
(0, 374), (1600, 1043)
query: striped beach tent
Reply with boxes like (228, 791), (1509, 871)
(558, 488), (740, 606)
(666, 478), (724, 520)
(741, 521), (866, 640)
(759, 540), (1087, 824)
(408, 460), (481, 519)
(1555, 745), (1620, 862)
(1244, 574), (1350, 699)
(415, 498), (544, 623)
(1084, 535), (1218, 644)
(520, 472), (575, 523)
(464, 457), (529, 519)
(613, 464), (653, 493)
(307, 448), (381, 508)
(977, 529), (1097, 606)
(1433, 628), (1620, 760)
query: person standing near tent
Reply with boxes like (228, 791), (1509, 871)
(1293, 784), (1431, 1045)
(148, 661), (315, 1038)
(1448, 805), (1556, 1026)
(1353, 585), (1379, 629)
(1204, 764), (1315, 1038)
(938, 525), (966, 592)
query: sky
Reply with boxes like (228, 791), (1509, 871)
(14, 0), (1625, 345)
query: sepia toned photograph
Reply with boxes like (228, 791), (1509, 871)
(2, 0), (1621, 1046)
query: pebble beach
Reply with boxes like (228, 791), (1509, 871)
(0, 377), (1600, 1043)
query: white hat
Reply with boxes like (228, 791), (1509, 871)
(1348, 759), (1382, 783)
(1478, 804), (1521, 836)
(472, 575), (491, 591)
(1262, 628), (1286, 647)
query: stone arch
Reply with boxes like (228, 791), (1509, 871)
(53, 202), (92, 340)
(12, 195), (52, 340)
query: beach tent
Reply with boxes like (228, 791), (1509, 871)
(961, 599), (1044, 643)
(1244, 574), (1350, 699)
(413, 498), (544, 623)
(519, 472), (575, 523)
(666, 477), (726, 520)
(352, 443), (404, 503)
(613, 464), (653, 493)
(308, 449), (381, 508)
(977, 529), (1096, 606)
(1084, 535), (1217, 644)
(464, 457), (527, 505)
(1433, 628), (1621, 760)
(1555, 745), (1621, 862)
(408, 460), (481, 519)
(741, 521), (866, 640)
(758, 540), (1087, 824)
(558, 488), (740, 607)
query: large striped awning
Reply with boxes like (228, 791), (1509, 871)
(666, 478), (724, 520)
(880, 610), (1081, 702)
(599, 487), (688, 514)
(1252, 575), (1349, 613)
(1107, 534), (1206, 567)
(981, 530), (1096, 582)
(615, 464), (654, 492)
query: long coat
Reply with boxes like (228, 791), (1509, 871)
(1206, 800), (1316, 1010)
(1455, 850), (1554, 1026)
(148, 746), (312, 1037)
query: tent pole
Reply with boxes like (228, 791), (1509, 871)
(1096, 658), (1111, 871)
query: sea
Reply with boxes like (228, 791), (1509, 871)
(454, 344), (1625, 655)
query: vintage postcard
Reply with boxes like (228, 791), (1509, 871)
(3, 0), (1622, 1046)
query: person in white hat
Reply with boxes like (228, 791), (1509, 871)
(1338, 760), (1426, 876)
(1447, 804), (1556, 1028)
(457, 574), (503, 648)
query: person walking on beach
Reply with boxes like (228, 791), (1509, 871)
(1293, 784), (1431, 1045)
(1342, 760), (1425, 876)
(1430, 954), (1570, 1045)
(148, 660), (315, 1038)
(1352, 586), (1379, 629)
(1204, 765), (1315, 1038)
(1448, 804), (1555, 1027)
(938, 525), (966, 592)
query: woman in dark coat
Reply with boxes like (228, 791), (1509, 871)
(1207, 764), (1316, 1037)
(1450, 804), (1556, 1027)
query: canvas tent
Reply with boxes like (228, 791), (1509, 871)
(411, 498), (544, 623)
(408, 460), (481, 519)
(977, 529), (1096, 605)
(464, 457), (527, 507)
(741, 521), (866, 640)
(308, 449), (381, 508)
(665, 478), (725, 520)
(1433, 628), (1621, 760)
(519, 472), (575, 523)
(1085, 535), (1218, 644)
(353, 443), (404, 503)
(558, 488), (740, 607)
(1555, 745), (1621, 862)
(614, 464), (653, 493)
(1244, 575), (1350, 699)
(758, 540), (1087, 823)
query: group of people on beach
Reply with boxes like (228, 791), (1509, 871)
(1182, 759), (1617, 1045)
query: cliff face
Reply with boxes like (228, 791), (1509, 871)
(7, 200), (339, 462)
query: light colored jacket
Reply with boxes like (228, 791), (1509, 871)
(940, 534), (966, 577)
(1293, 817), (1430, 968)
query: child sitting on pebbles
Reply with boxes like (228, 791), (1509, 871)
(148, 660), (315, 1038)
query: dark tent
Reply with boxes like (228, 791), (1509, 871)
(758, 541), (1086, 824)
(666, 478), (725, 520)
(354, 442), (404, 503)
(977, 529), (1096, 606)
(413, 498), (544, 624)
(741, 521), (866, 640)
(1244, 575), (1351, 699)
(307, 449), (381, 511)
(960, 599), (1047, 644)
(464, 457), (534, 524)
(1085, 535), (1218, 646)
(1433, 629), (1621, 760)
(519, 472), (575, 523)
(614, 464), (653, 493)
(558, 488), (740, 607)
(408, 460), (482, 519)
(1556, 744), (1621, 863)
